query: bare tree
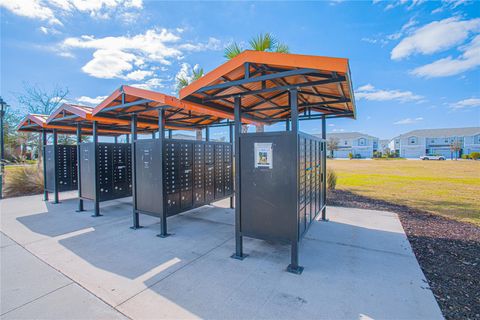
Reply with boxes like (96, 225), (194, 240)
(327, 137), (340, 158)
(449, 140), (462, 160)
(16, 83), (69, 163)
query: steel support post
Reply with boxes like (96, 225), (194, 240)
(229, 122), (234, 209)
(152, 132), (155, 139)
(76, 123), (84, 212)
(52, 129), (59, 204)
(114, 136), (118, 143)
(205, 126), (210, 142)
(321, 116), (327, 221)
(131, 114), (141, 229)
(42, 129), (48, 201)
(168, 129), (172, 139)
(92, 121), (101, 217)
(286, 118), (290, 131)
(287, 88), (303, 274)
(126, 134), (130, 143)
(157, 109), (170, 238)
(231, 96), (247, 260)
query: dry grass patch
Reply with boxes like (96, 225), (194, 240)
(328, 160), (480, 225)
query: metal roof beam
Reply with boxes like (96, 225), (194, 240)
(203, 76), (346, 102)
(97, 99), (154, 113)
(197, 68), (324, 93)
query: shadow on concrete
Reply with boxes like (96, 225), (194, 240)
(131, 217), (442, 320)
(16, 196), (132, 238)
(12, 192), (445, 319)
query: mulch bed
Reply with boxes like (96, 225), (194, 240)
(328, 189), (480, 320)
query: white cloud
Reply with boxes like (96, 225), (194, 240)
(178, 37), (222, 52)
(355, 84), (423, 102)
(39, 26), (60, 34)
(81, 49), (140, 79)
(394, 117), (423, 125)
(432, 0), (472, 13)
(384, 0), (425, 10)
(449, 98), (480, 110)
(411, 34), (480, 77)
(125, 70), (154, 81)
(0, 0), (62, 25)
(391, 17), (480, 60)
(332, 128), (345, 132)
(0, 0), (143, 26)
(61, 28), (185, 79)
(130, 78), (164, 91)
(76, 95), (108, 106)
(357, 84), (375, 91)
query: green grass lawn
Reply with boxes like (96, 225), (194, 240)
(328, 159), (480, 225)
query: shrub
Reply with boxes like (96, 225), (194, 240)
(461, 154), (470, 160)
(327, 168), (337, 190)
(4, 164), (44, 198)
(348, 152), (353, 159)
(470, 152), (480, 160)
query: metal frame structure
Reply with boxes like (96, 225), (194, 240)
(17, 114), (85, 203)
(180, 51), (356, 274)
(92, 86), (236, 236)
(45, 103), (153, 216)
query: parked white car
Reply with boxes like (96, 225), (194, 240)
(420, 155), (446, 160)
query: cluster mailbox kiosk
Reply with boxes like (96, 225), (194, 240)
(17, 114), (80, 203)
(91, 85), (245, 235)
(45, 103), (157, 216)
(18, 51), (356, 274)
(134, 139), (233, 226)
(180, 51), (356, 273)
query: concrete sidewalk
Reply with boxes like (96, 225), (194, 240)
(0, 192), (443, 319)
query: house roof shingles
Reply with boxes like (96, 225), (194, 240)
(399, 127), (480, 138)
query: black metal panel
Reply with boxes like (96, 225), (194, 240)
(79, 143), (132, 202)
(135, 139), (163, 214)
(214, 144), (224, 199)
(240, 131), (325, 243)
(45, 145), (55, 192)
(44, 145), (78, 192)
(134, 139), (233, 218)
(205, 164), (215, 203)
(240, 132), (298, 242)
(79, 143), (95, 200)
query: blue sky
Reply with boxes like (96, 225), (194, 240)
(1, 0), (479, 140)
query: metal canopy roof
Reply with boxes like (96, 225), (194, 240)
(179, 50), (356, 122)
(46, 103), (155, 134)
(17, 112), (128, 136)
(92, 85), (258, 129)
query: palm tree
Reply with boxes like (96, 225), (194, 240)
(224, 33), (289, 60)
(177, 66), (204, 90)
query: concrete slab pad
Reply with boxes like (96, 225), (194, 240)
(0, 232), (15, 248)
(118, 235), (442, 320)
(23, 205), (235, 306)
(0, 193), (132, 246)
(2, 283), (127, 320)
(1, 192), (443, 320)
(0, 243), (71, 314)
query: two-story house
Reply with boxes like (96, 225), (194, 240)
(324, 132), (379, 158)
(392, 127), (480, 158)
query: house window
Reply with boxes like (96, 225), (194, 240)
(431, 139), (435, 144)
(344, 141), (348, 145)
(475, 135), (480, 144)
(409, 136), (417, 144)
(445, 138), (449, 143)
(358, 138), (366, 146)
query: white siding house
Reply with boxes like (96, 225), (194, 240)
(394, 127), (480, 158)
(324, 132), (379, 158)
